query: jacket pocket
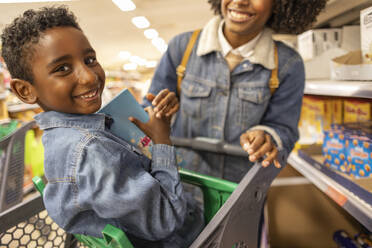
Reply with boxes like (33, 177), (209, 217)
(235, 87), (271, 129)
(238, 87), (270, 104)
(180, 80), (212, 117)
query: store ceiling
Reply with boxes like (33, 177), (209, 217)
(0, 0), (213, 69)
(0, 0), (371, 69)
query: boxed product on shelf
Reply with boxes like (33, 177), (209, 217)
(299, 97), (343, 145)
(323, 121), (372, 178)
(304, 48), (348, 79)
(360, 6), (372, 64)
(332, 99), (344, 124)
(323, 130), (347, 172)
(343, 99), (371, 123)
(330, 50), (372, 81)
(341, 25), (361, 52)
(345, 133), (371, 178)
(297, 28), (341, 61)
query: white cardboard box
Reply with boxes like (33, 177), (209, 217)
(330, 50), (372, 81)
(305, 48), (347, 79)
(341, 25), (360, 51)
(361, 6), (372, 64)
(297, 28), (342, 61)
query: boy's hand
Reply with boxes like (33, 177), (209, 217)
(129, 106), (172, 145)
(240, 130), (281, 168)
(147, 89), (179, 118)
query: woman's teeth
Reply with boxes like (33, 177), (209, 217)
(229, 10), (252, 21)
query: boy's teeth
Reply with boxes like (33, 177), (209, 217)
(80, 89), (97, 99)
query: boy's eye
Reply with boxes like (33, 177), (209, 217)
(85, 56), (97, 65)
(54, 65), (70, 73)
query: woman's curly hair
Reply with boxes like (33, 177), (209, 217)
(208, 0), (327, 34)
(1, 6), (81, 83)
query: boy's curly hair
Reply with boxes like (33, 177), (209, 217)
(1, 6), (81, 83)
(208, 0), (327, 34)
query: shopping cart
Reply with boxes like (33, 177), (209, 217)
(0, 120), (36, 213)
(2, 136), (281, 248)
(32, 164), (238, 248)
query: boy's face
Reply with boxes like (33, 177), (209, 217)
(29, 26), (105, 114)
(221, 0), (273, 41)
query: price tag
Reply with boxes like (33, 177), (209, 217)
(325, 186), (347, 206)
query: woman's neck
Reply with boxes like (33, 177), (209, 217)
(223, 28), (262, 49)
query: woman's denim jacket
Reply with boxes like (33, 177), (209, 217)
(34, 111), (204, 248)
(144, 17), (305, 182)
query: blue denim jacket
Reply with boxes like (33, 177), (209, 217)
(144, 17), (305, 182)
(34, 111), (204, 248)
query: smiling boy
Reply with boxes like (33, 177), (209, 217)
(1, 6), (203, 247)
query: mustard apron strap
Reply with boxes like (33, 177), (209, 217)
(269, 44), (279, 95)
(176, 29), (201, 95)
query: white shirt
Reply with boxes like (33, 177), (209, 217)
(218, 20), (262, 60)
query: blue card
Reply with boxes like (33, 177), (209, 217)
(98, 89), (152, 157)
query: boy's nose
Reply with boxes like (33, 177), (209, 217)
(77, 65), (97, 85)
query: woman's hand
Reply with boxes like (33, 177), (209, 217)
(129, 106), (172, 145)
(146, 89), (179, 118)
(240, 130), (281, 168)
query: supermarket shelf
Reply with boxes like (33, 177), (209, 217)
(305, 80), (372, 99)
(314, 0), (372, 27)
(288, 150), (372, 231)
(7, 103), (40, 113)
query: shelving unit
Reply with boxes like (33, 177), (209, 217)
(314, 0), (372, 27)
(305, 80), (372, 99)
(289, 79), (372, 232)
(288, 149), (372, 231)
(294, 1), (372, 233)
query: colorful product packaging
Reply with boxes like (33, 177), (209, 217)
(323, 121), (372, 178)
(322, 130), (347, 172)
(345, 133), (371, 178)
(343, 100), (371, 123)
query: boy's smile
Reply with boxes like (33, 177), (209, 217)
(221, 0), (273, 48)
(30, 26), (105, 114)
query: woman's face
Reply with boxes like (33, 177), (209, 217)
(221, 0), (273, 45)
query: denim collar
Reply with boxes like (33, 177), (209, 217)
(197, 16), (276, 70)
(34, 111), (108, 131)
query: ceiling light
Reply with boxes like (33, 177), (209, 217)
(123, 63), (137, 71)
(129, 56), (146, 66)
(144, 29), (158, 39)
(152, 37), (167, 51)
(112, 0), (136, 12)
(151, 37), (165, 47)
(145, 61), (157, 68)
(131, 16), (150, 29)
(157, 44), (168, 53)
(151, 37), (168, 53)
(118, 51), (131, 60)
(0, 0), (71, 2)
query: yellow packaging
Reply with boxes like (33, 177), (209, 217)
(0, 99), (9, 120)
(299, 96), (327, 144)
(332, 99), (343, 124)
(343, 100), (371, 122)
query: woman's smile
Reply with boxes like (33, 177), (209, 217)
(228, 9), (255, 23)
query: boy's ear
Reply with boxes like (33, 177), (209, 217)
(10, 79), (38, 104)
